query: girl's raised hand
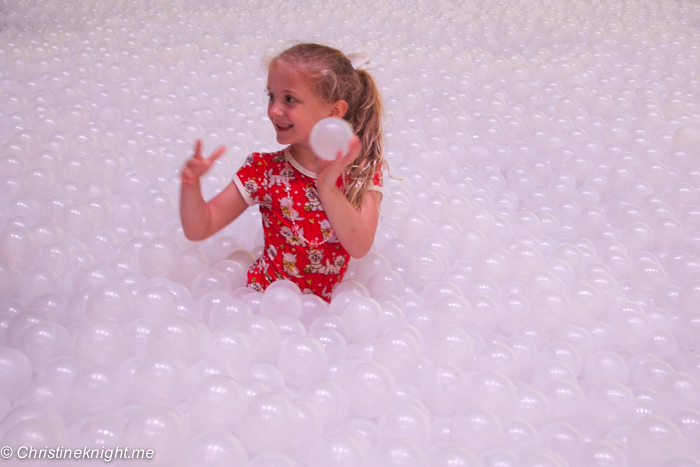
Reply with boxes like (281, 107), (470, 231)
(181, 139), (226, 188)
(316, 135), (362, 188)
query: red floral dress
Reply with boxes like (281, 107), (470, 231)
(233, 147), (383, 302)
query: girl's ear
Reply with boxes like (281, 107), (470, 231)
(329, 100), (348, 118)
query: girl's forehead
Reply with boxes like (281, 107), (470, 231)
(267, 63), (313, 90)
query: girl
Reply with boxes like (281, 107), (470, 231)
(179, 43), (385, 301)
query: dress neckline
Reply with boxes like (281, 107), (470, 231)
(284, 146), (316, 179)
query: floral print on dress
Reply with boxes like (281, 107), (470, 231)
(234, 148), (383, 302)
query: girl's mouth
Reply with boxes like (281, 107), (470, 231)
(276, 123), (292, 131)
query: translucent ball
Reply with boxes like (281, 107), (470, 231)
(74, 320), (129, 368)
(623, 222), (656, 252)
(187, 375), (247, 434)
(373, 329), (422, 383)
(513, 386), (551, 429)
(289, 398), (323, 457)
(191, 270), (232, 300)
(674, 312), (700, 351)
(345, 362), (397, 418)
(450, 407), (504, 453)
(70, 366), (127, 416)
(248, 452), (299, 467)
(120, 405), (189, 463)
(308, 424), (373, 466)
(341, 297), (385, 342)
(277, 335), (328, 387)
(186, 432), (247, 467)
(473, 343), (520, 380)
(310, 117), (354, 161)
(428, 444), (482, 467)
(85, 284), (135, 324)
(542, 379), (586, 424)
(420, 363), (468, 415)
(531, 290), (572, 332)
(0, 227), (36, 271)
(298, 379), (349, 432)
(130, 354), (188, 406)
(139, 238), (179, 278)
(377, 400), (431, 447)
(627, 415), (682, 467)
(238, 315), (281, 364)
(148, 316), (202, 365)
(372, 437), (426, 467)
(657, 372), (700, 414)
(135, 286), (178, 321)
(429, 327), (476, 369)
(207, 298), (253, 329)
(586, 381), (637, 434)
(608, 309), (654, 354)
(508, 244), (544, 282)
(259, 286), (302, 320)
(0, 347), (32, 400)
(407, 250), (445, 286)
(468, 371), (517, 418)
(584, 351), (629, 386)
(240, 392), (298, 455)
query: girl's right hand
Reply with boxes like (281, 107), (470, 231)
(181, 139), (227, 188)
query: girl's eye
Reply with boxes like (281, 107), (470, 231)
(285, 95), (296, 103)
(267, 92), (274, 101)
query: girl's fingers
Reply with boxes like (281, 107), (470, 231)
(208, 145), (227, 162)
(193, 139), (202, 159)
(338, 136), (361, 166)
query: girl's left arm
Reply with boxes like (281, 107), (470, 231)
(315, 137), (381, 259)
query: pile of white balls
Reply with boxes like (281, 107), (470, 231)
(1, 0), (700, 466)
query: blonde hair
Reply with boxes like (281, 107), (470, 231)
(270, 43), (385, 209)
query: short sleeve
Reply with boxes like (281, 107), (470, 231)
(370, 163), (384, 193)
(234, 152), (268, 206)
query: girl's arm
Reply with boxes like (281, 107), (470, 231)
(180, 140), (249, 241)
(315, 137), (381, 258)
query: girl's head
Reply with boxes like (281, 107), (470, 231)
(268, 43), (385, 208)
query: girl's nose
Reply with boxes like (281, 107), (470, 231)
(269, 101), (284, 117)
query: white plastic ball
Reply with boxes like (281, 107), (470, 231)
(187, 375), (247, 434)
(341, 297), (385, 342)
(310, 117), (354, 161)
(74, 320), (129, 368)
(239, 392), (299, 455)
(130, 354), (188, 406)
(238, 315), (281, 364)
(120, 405), (189, 463)
(450, 407), (504, 454)
(147, 316), (202, 365)
(372, 329), (422, 383)
(277, 335), (328, 387)
(186, 431), (247, 467)
(419, 363), (468, 415)
(586, 381), (637, 434)
(85, 284), (135, 324)
(260, 286), (303, 320)
(345, 361), (397, 418)
(308, 429), (372, 467)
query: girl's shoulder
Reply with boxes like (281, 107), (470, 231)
(242, 148), (287, 168)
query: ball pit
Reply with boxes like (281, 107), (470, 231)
(1, 0), (700, 466)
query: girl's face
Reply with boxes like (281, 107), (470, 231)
(266, 62), (342, 151)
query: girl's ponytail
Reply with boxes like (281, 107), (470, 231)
(344, 69), (384, 209)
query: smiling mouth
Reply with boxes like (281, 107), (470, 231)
(276, 123), (292, 131)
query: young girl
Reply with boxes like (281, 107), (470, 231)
(179, 43), (385, 301)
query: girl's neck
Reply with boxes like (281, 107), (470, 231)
(289, 144), (331, 174)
